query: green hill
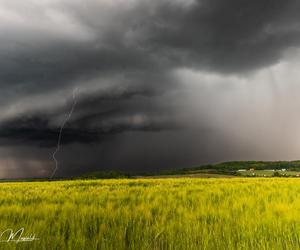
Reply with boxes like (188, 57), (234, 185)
(74, 161), (300, 179)
(155, 160), (300, 177)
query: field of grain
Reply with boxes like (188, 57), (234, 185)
(1, 178), (300, 249)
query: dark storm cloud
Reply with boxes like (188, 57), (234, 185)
(136, 0), (300, 73)
(1, 0), (300, 177)
(59, 0), (300, 73)
(1, 0), (300, 91)
(0, 116), (176, 147)
(0, 87), (180, 147)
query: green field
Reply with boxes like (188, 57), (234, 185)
(2, 178), (300, 249)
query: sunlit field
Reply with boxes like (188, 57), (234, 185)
(1, 178), (300, 249)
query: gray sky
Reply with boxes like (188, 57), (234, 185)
(1, 0), (300, 177)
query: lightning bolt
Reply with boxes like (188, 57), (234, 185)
(50, 88), (79, 178)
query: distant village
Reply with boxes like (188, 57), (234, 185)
(237, 168), (300, 177)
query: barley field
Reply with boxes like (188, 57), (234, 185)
(1, 178), (300, 249)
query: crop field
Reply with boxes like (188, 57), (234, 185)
(1, 178), (300, 249)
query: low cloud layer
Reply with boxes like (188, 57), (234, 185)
(1, 0), (300, 177)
